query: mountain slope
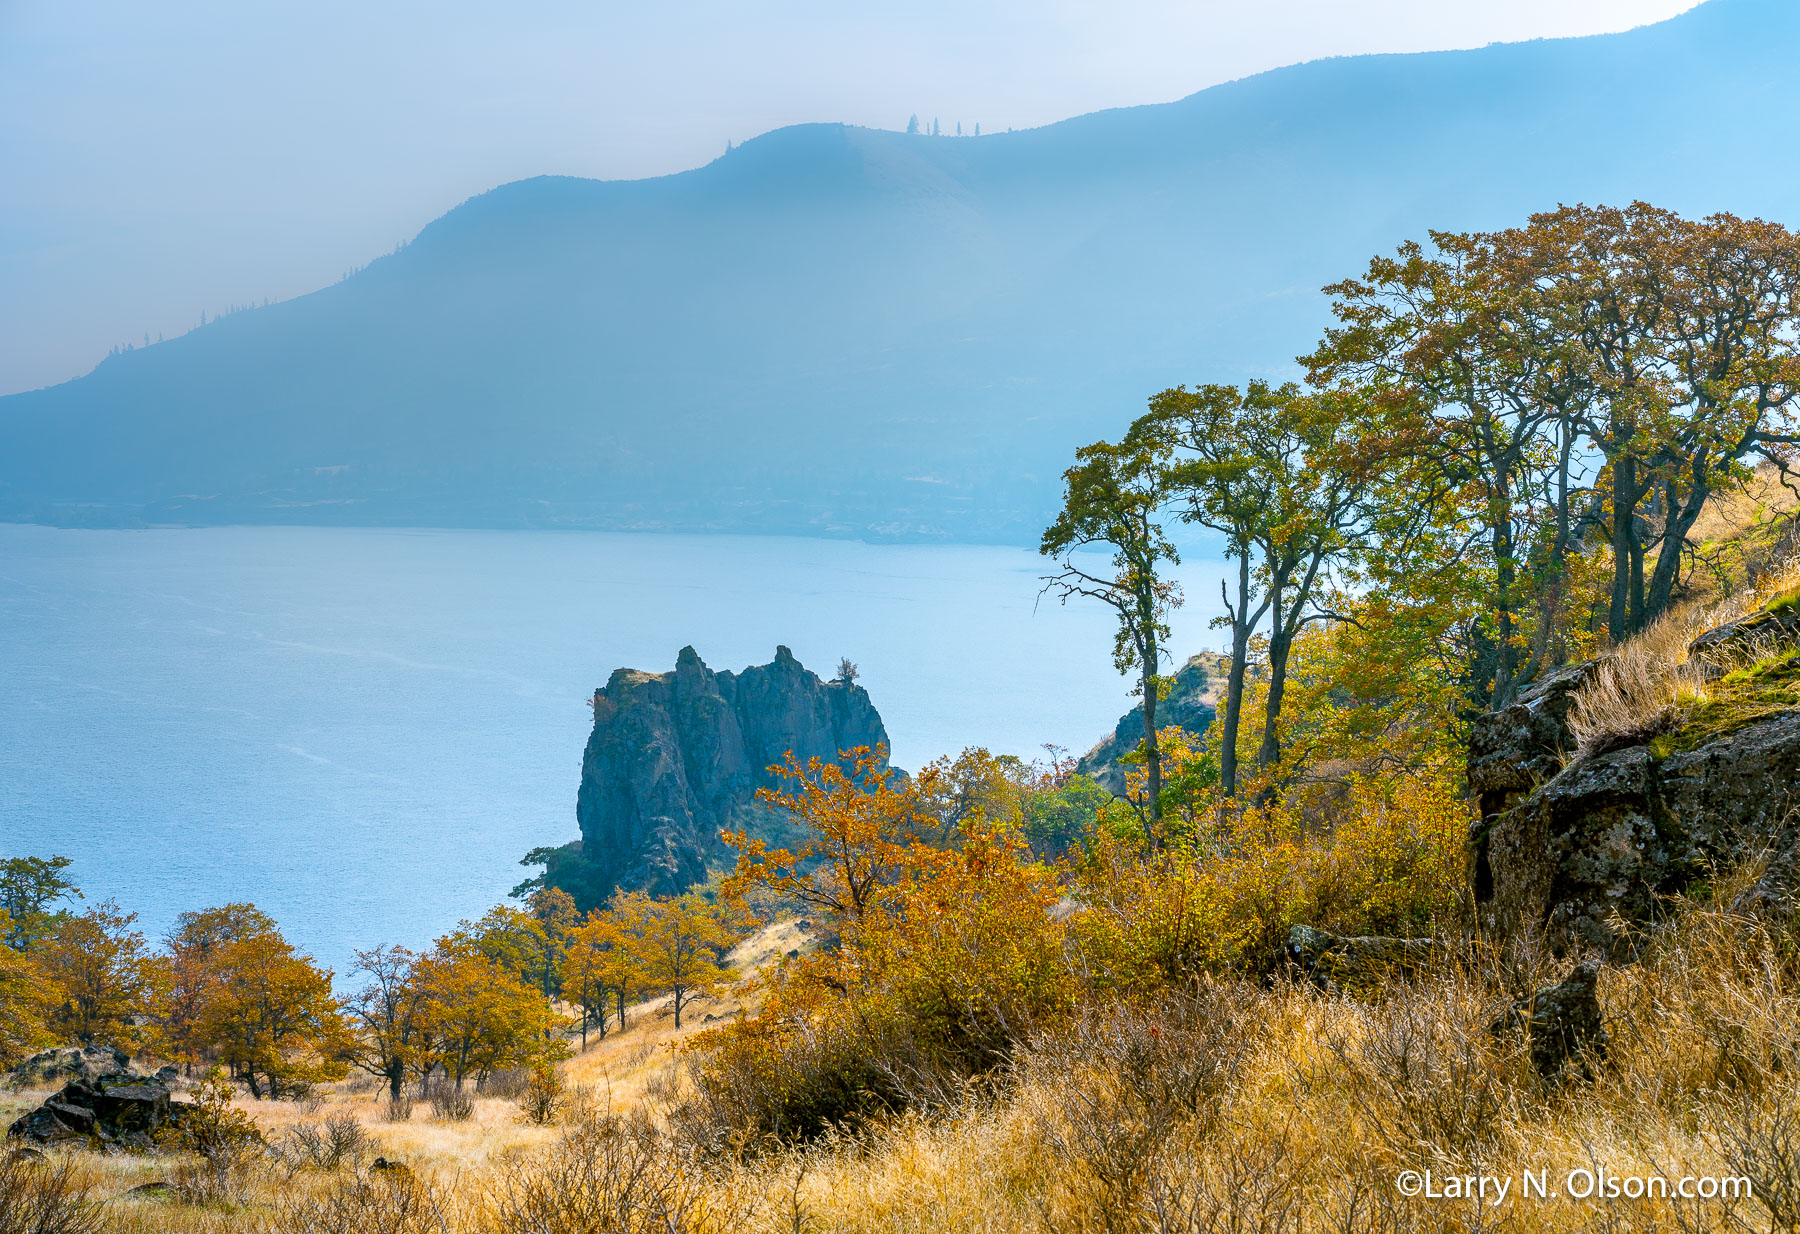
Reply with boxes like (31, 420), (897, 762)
(3, 0), (1796, 541)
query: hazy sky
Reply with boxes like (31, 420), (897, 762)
(0, 0), (1701, 396)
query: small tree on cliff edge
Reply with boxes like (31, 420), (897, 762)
(1040, 439), (1180, 840)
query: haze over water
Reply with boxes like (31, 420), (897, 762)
(0, 525), (1224, 974)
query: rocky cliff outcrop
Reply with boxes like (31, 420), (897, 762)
(539, 646), (889, 908)
(1471, 614), (1800, 952)
(1078, 653), (1225, 793)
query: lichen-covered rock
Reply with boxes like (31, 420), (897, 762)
(1513, 745), (1691, 950)
(1467, 661), (1603, 910)
(544, 646), (889, 907)
(1658, 710), (1800, 869)
(1472, 615), (1800, 950)
(9, 1045), (130, 1088)
(1492, 961), (1608, 1079)
(1687, 605), (1800, 663)
(1286, 925), (1436, 990)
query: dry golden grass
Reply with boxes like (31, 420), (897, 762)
(1566, 601), (1729, 752)
(13, 900), (1800, 1231)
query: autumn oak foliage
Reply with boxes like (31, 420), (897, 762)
(1306, 203), (1800, 705)
(1039, 446), (1181, 833)
(722, 747), (945, 925)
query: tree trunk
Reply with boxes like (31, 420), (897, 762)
(1491, 501), (1519, 709)
(387, 1057), (404, 1102)
(1224, 636), (1252, 802)
(1140, 651), (1161, 840)
(1609, 454), (1649, 641)
(672, 988), (684, 1030)
(1219, 546), (1275, 798)
(1645, 471), (1709, 623)
(1256, 572), (1289, 769)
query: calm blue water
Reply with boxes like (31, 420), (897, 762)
(0, 525), (1225, 974)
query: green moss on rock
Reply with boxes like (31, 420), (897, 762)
(1653, 649), (1800, 756)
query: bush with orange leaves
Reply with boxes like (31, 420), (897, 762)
(690, 750), (1076, 1145)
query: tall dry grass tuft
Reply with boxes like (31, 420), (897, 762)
(427, 1081), (475, 1123)
(478, 1105), (752, 1234)
(253, 1170), (453, 1234)
(276, 1114), (371, 1174)
(1567, 604), (1724, 752)
(1026, 983), (1256, 1233)
(1568, 556), (1800, 754)
(1324, 974), (1526, 1161)
(0, 1153), (110, 1234)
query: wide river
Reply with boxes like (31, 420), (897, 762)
(0, 524), (1225, 974)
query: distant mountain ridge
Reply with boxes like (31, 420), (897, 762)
(3, 0), (1797, 542)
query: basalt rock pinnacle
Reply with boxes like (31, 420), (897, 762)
(539, 646), (888, 908)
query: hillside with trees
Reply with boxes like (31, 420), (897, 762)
(9, 197), (1800, 1230)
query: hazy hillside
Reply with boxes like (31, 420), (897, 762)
(3, 0), (1795, 541)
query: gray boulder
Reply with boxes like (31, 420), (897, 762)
(1286, 925), (1436, 990)
(1470, 619), (1800, 951)
(1467, 661), (1602, 915)
(1687, 605), (1800, 663)
(9, 1045), (130, 1088)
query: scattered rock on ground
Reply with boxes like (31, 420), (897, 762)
(1491, 960), (1608, 1079)
(371, 1156), (412, 1179)
(1286, 925), (1436, 989)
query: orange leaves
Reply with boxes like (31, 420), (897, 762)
(415, 942), (564, 1085)
(0, 938), (56, 1067)
(724, 746), (947, 928)
(37, 899), (167, 1054)
(191, 924), (351, 1097)
(616, 891), (742, 1029)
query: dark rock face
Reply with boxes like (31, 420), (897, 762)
(1467, 661), (1601, 909)
(1078, 653), (1223, 793)
(548, 645), (889, 907)
(1471, 631), (1800, 951)
(7, 1071), (182, 1151)
(9, 1045), (130, 1088)
(1491, 961), (1608, 1079)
